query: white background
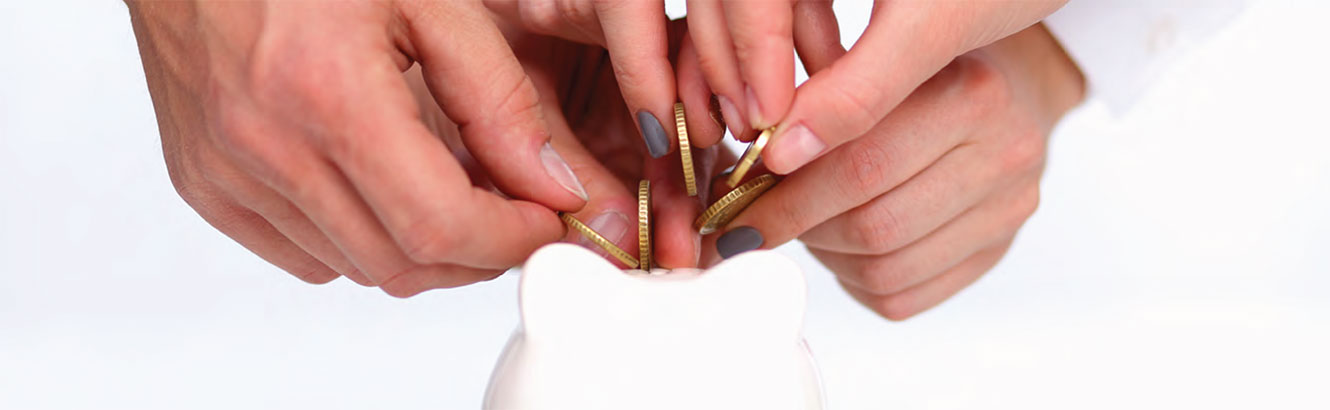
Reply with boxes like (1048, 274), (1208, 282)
(2, 1), (1328, 409)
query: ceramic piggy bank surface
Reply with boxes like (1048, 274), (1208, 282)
(483, 243), (824, 410)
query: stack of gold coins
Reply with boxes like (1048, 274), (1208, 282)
(559, 102), (779, 269)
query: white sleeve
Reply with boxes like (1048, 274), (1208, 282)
(1043, 0), (1246, 113)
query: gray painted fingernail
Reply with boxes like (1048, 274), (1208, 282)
(717, 226), (764, 259)
(637, 110), (669, 159)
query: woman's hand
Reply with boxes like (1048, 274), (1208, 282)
(127, 0), (590, 295)
(487, 0), (736, 160)
(502, 22), (733, 270)
(685, 0), (1065, 167)
(714, 23), (1085, 320)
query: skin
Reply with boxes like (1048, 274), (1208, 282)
(126, 0), (592, 295)
(716, 20), (1086, 320)
(128, 0), (1082, 321)
(502, 22), (734, 272)
(684, 0), (1067, 162)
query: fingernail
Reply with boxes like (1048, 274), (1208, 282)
(716, 226), (764, 259)
(744, 85), (766, 128)
(769, 123), (826, 174)
(539, 143), (588, 201)
(637, 110), (670, 159)
(578, 210), (632, 257)
(716, 95), (744, 139)
(709, 95), (725, 127)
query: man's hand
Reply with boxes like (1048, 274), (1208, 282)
(127, 0), (589, 295)
(502, 22), (733, 270)
(713, 23), (1085, 320)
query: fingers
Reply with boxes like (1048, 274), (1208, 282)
(796, 143), (1012, 255)
(686, 0), (749, 139)
(378, 264), (505, 298)
(834, 240), (1013, 321)
(178, 183), (339, 285)
(675, 33), (728, 149)
(791, 0), (845, 74)
(398, 0), (589, 210)
(807, 181), (1040, 297)
(548, 120), (642, 269)
(767, 1), (1064, 174)
(644, 144), (726, 269)
(764, 2), (958, 174)
(196, 147), (374, 286)
(713, 64), (974, 254)
(591, 0), (680, 159)
(721, 0), (796, 129)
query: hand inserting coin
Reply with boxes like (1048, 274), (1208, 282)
(559, 102), (777, 270)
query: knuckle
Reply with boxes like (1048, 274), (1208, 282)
(823, 75), (884, 134)
(764, 196), (811, 242)
(294, 266), (338, 285)
(398, 214), (459, 264)
(731, 22), (791, 61)
(876, 295), (920, 321)
(380, 281), (423, 299)
(609, 58), (649, 90)
(1009, 186), (1042, 229)
(999, 129), (1048, 174)
(474, 75), (544, 134)
(955, 56), (1011, 118)
(557, 0), (598, 33)
(519, 0), (563, 34)
(694, 52), (733, 86)
(847, 205), (904, 254)
(838, 138), (893, 194)
(857, 256), (911, 295)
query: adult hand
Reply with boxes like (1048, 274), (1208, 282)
(685, 0), (1065, 165)
(501, 21), (733, 269)
(714, 20), (1085, 320)
(486, 0), (728, 160)
(126, 0), (589, 295)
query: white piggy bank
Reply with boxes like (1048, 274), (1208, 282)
(483, 243), (824, 410)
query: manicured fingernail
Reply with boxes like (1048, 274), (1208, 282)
(716, 95), (744, 139)
(539, 143), (588, 201)
(709, 95), (725, 127)
(768, 123), (826, 174)
(744, 85), (766, 128)
(637, 110), (669, 159)
(716, 226), (764, 259)
(579, 210), (632, 257)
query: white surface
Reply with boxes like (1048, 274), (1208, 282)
(2, 2), (1329, 409)
(484, 244), (820, 410)
(1045, 0), (1246, 111)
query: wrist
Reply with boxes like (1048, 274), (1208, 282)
(982, 23), (1086, 130)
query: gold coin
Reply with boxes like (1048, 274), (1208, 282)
(637, 179), (652, 269)
(695, 173), (778, 235)
(561, 212), (640, 269)
(674, 102), (698, 196)
(727, 127), (772, 188)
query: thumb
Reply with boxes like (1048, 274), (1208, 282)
(397, 0), (588, 212)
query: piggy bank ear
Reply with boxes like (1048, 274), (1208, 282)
(692, 250), (808, 341)
(517, 243), (631, 338)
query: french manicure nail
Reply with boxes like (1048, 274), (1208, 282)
(637, 110), (670, 159)
(744, 85), (766, 128)
(716, 226), (764, 259)
(716, 95), (744, 140)
(769, 123), (826, 174)
(539, 143), (588, 201)
(578, 210), (632, 257)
